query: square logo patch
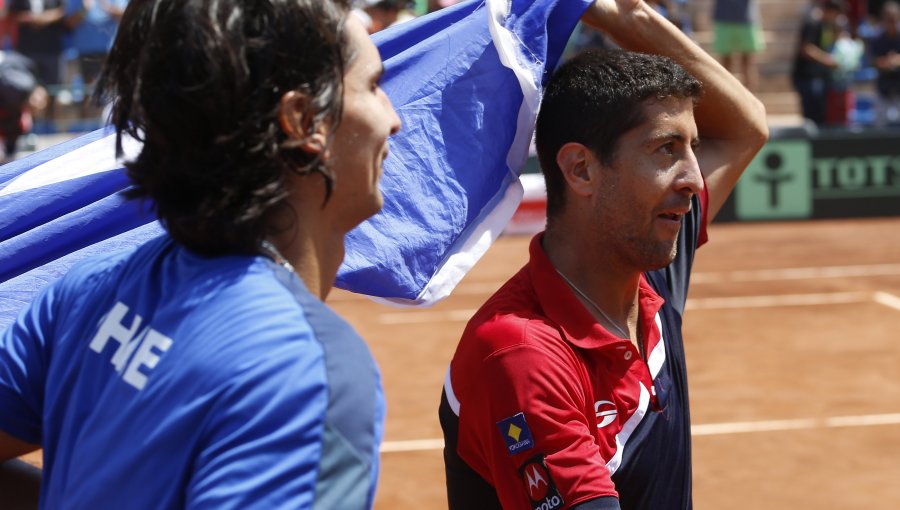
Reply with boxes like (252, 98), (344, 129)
(518, 454), (564, 510)
(496, 412), (534, 455)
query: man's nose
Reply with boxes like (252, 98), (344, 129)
(678, 148), (703, 196)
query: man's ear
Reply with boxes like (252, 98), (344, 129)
(279, 90), (328, 155)
(556, 142), (598, 198)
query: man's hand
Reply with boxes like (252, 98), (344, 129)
(580, 0), (641, 37)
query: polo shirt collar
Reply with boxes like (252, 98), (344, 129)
(528, 233), (665, 350)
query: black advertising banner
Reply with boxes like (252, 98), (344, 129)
(717, 128), (900, 222)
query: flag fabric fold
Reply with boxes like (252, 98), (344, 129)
(0, 0), (590, 327)
(339, 0), (589, 305)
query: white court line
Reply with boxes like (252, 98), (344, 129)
(380, 412), (900, 453)
(379, 309), (478, 325)
(685, 291), (872, 310)
(380, 438), (446, 453)
(378, 291), (875, 324)
(873, 291), (900, 312)
(690, 263), (900, 284)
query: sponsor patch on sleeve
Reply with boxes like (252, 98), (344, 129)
(496, 412), (534, 455)
(518, 454), (564, 510)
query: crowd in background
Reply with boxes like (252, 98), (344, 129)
(789, 0), (900, 128)
(0, 0), (127, 161)
(0, 0), (899, 162)
(358, 0), (900, 132)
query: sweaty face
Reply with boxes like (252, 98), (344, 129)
(326, 16), (401, 231)
(590, 97), (703, 271)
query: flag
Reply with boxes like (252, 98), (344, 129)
(0, 0), (590, 327)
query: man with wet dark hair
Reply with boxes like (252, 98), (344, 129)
(440, 0), (768, 509)
(0, 0), (400, 508)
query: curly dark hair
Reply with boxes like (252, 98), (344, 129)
(95, 0), (353, 256)
(535, 49), (702, 219)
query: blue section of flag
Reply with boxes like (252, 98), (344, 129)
(339, 0), (589, 303)
(0, 0), (590, 328)
(496, 412), (535, 455)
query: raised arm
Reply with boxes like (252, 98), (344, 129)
(10, 6), (66, 29)
(581, 0), (769, 222)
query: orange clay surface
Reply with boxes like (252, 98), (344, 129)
(18, 217), (900, 509)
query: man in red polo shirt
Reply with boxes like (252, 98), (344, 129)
(439, 0), (768, 509)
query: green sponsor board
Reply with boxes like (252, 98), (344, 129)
(735, 139), (812, 220)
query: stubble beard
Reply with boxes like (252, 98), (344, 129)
(621, 230), (680, 272)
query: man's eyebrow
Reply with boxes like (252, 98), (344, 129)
(648, 131), (700, 146)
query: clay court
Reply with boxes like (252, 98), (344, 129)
(325, 216), (900, 509)
(14, 216), (900, 508)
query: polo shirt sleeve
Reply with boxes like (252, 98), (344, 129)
(0, 281), (58, 445)
(456, 331), (619, 510)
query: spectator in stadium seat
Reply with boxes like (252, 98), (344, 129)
(712, 0), (765, 93)
(64, 0), (130, 87)
(791, 0), (846, 125)
(0, 49), (43, 161)
(7, 0), (67, 87)
(7, 0), (68, 127)
(869, 0), (900, 125)
(353, 0), (409, 33)
(439, 0), (768, 509)
(844, 0), (868, 36)
(0, 1), (401, 508)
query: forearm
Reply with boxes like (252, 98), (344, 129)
(26, 7), (65, 27)
(801, 42), (836, 68)
(875, 52), (900, 70)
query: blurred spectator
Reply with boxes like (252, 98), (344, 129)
(869, 0), (887, 18)
(792, 0), (846, 125)
(7, 0), (67, 130)
(845, 0), (868, 35)
(64, 0), (128, 87)
(649, 0), (691, 33)
(0, 0), (18, 49)
(869, 0), (900, 125)
(7, 0), (67, 87)
(427, 0), (462, 13)
(0, 49), (42, 160)
(713, 0), (765, 93)
(828, 18), (864, 125)
(353, 0), (411, 33)
(674, 0), (693, 35)
(563, 22), (610, 63)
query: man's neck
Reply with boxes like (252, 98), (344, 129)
(265, 203), (347, 302)
(278, 232), (344, 301)
(543, 222), (643, 341)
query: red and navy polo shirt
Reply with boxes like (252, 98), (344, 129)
(440, 188), (708, 510)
